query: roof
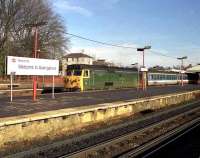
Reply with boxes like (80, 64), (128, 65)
(67, 64), (138, 72)
(63, 53), (93, 58)
(148, 70), (180, 74)
(67, 64), (182, 74)
(187, 65), (200, 73)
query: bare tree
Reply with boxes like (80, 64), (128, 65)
(0, 0), (69, 74)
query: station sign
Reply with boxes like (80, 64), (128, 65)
(140, 67), (148, 72)
(7, 56), (59, 76)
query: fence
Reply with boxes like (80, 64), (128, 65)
(0, 75), (32, 83)
(0, 75), (64, 89)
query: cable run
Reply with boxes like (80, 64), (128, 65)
(66, 32), (137, 49)
(65, 32), (188, 60)
(149, 50), (177, 59)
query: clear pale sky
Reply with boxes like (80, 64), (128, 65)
(52, 0), (200, 67)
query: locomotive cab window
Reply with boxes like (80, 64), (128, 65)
(74, 70), (82, 76)
(66, 70), (72, 76)
(84, 70), (90, 78)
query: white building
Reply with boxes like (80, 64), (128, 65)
(62, 53), (93, 75)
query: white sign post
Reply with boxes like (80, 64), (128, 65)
(10, 72), (15, 102)
(7, 56), (59, 100)
(52, 75), (55, 99)
(10, 73), (12, 102)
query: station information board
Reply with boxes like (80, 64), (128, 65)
(7, 56), (59, 76)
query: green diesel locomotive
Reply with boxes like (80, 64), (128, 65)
(64, 64), (139, 91)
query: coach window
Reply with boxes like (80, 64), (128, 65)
(149, 74), (152, 80)
(154, 75), (157, 80)
(151, 74), (154, 80)
(184, 75), (187, 80)
(155, 75), (158, 80)
(152, 75), (155, 80)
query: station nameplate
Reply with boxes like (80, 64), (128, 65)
(7, 56), (59, 76)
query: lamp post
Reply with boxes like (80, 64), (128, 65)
(137, 46), (151, 67)
(137, 46), (151, 90)
(132, 63), (139, 90)
(177, 56), (187, 87)
(25, 22), (47, 101)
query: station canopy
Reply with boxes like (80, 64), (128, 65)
(187, 65), (200, 73)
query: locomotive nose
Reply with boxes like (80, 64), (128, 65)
(64, 78), (69, 83)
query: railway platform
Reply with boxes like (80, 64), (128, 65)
(0, 84), (200, 118)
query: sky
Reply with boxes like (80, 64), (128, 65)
(52, 0), (200, 67)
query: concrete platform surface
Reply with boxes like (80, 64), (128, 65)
(0, 85), (200, 118)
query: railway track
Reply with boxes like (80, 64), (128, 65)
(131, 120), (200, 158)
(118, 114), (200, 158)
(60, 101), (200, 158)
(7, 100), (200, 158)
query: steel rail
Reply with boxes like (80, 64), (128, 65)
(60, 102), (200, 158)
(118, 117), (200, 158)
(142, 120), (200, 158)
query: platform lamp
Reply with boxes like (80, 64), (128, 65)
(132, 63), (140, 90)
(177, 56), (187, 87)
(25, 21), (47, 101)
(137, 46), (151, 90)
(137, 46), (151, 67)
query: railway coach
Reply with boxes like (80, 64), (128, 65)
(148, 71), (188, 86)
